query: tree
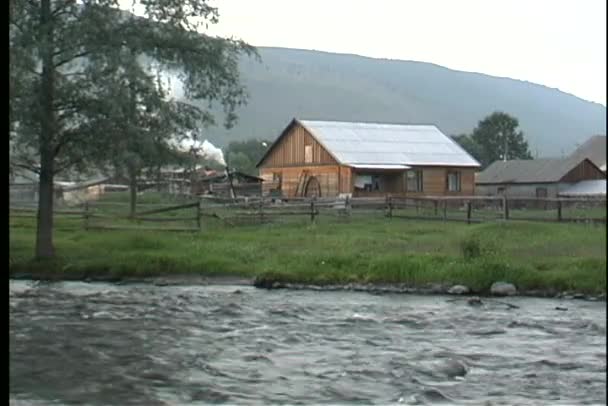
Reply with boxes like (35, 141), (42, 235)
(10, 0), (256, 258)
(452, 133), (484, 165)
(225, 138), (271, 175)
(469, 112), (532, 167)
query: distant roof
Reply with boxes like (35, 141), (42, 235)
(257, 119), (480, 168)
(476, 157), (599, 184)
(558, 180), (606, 197)
(569, 135), (606, 169)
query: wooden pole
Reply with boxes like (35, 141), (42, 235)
(196, 200), (201, 231)
(345, 196), (351, 217)
(259, 195), (265, 223)
(502, 196), (509, 220)
(83, 201), (89, 230)
(466, 201), (472, 224)
(557, 199), (562, 222)
(433, 199), (438, 217)
(443, 200), (447, 221)
(310, 197), (316, 224)
(387, 195), (393, 218)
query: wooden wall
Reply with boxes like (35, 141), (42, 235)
(260, 165), (341, 197)
(351, 167), (476, 196)
(259, 123), (337, 168)
(560, 159), (606, 183)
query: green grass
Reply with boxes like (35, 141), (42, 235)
(9, 211), (607, 295)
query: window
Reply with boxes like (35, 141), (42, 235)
(447, 171), (461, 192)
(406, 170), (423, 192)
(304, 145), (313, 163)
(372, 175), (381, 191)
(272, 172), (282, 190)
(535, 187), (547, 198)
(497, 187), (506, 195)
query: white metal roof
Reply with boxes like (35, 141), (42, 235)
(558, 180), (606, 197)
(350, 164), (411, 170)
(299, 120), (480, 167)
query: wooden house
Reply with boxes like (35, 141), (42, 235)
(256, 119), (480, 198)
(475, 157), (606, 198)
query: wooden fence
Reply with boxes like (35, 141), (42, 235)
(10, 195), (606, 231)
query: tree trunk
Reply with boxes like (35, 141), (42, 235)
(36, 150), (55, 259)
(35, 0), (56, 259)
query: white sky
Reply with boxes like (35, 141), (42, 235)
(206, 0), (606, 106)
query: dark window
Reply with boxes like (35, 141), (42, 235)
(535, 187), (547, 198)
(447, 171), (461, 192)
(372, 175), (381, 191)
(407, 170), (424, 192)
(497, 187), (506, 195)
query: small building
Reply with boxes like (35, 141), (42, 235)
(475, 157), (605, 198)
(192, 171), (263, 197)
(256, 119), (480, 198)
(569, 135), (606, 173)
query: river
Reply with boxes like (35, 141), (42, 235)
(9, 280), (606, 405)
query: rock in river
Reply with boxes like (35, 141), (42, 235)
(490, 281), (517, 296)
(447, 285), (470, 295)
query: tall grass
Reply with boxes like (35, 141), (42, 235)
(9, 215), (607, 294)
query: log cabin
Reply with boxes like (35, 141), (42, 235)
(256, 118), (480, 198)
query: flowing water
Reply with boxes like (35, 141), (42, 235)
(9, 280), (606, 405)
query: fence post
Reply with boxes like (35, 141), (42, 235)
(433, 199), (438, 217)
(260, 195), (265, 223)
(83, 201), (89, 230)
(386, 195), (393, 218)
(502, 196), (509, 220)
(557, 199), (562, 222)
(310, 197), (316, 224)
(466, 200), (472, 224)
(345, 196), (351, 217)
(443, 199), (447, 221)
(196, 199), (201, 231)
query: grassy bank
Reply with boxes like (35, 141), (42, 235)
(9, 215), (607, 295)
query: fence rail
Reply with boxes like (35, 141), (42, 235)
(10, 195), (606, 231)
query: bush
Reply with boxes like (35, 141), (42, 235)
(460, 235), (502, 261)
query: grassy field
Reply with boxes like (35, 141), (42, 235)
(9, 206), (607, 294)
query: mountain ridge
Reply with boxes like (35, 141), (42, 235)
(192, 46), (605, 157)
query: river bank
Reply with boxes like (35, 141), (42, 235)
(8, 272), (606, 301)
(9, 217), (606, 297)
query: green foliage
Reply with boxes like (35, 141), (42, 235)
(10, 0), (256, 257)
(471, 111), (533, 167)
(460, 235), (503, 261)
(225, 139), (271, 175)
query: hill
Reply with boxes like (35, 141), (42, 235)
(193, 47), (606, 157)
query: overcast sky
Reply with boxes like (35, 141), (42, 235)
(206, 0), (606, 106)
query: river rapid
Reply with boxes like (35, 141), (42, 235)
(9, 280), (606, 405)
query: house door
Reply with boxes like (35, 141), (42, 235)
(304, 176), (321, 197)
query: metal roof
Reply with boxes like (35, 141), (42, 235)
(559, 180), (606, 197)
(350, 164), (411, 170)
(299, 120), (480, 167)
(569, 135), (606, 170)
(476, 157), (591, 184)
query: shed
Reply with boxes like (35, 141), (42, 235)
(475, 157), (606, 198)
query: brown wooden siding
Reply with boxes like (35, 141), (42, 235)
(560, 159), (606, 183)
(260, 165), (341, 198)
(349, 167), (476, 197)
(259, 123), (337, 168)
(339, 166), (352, 194)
